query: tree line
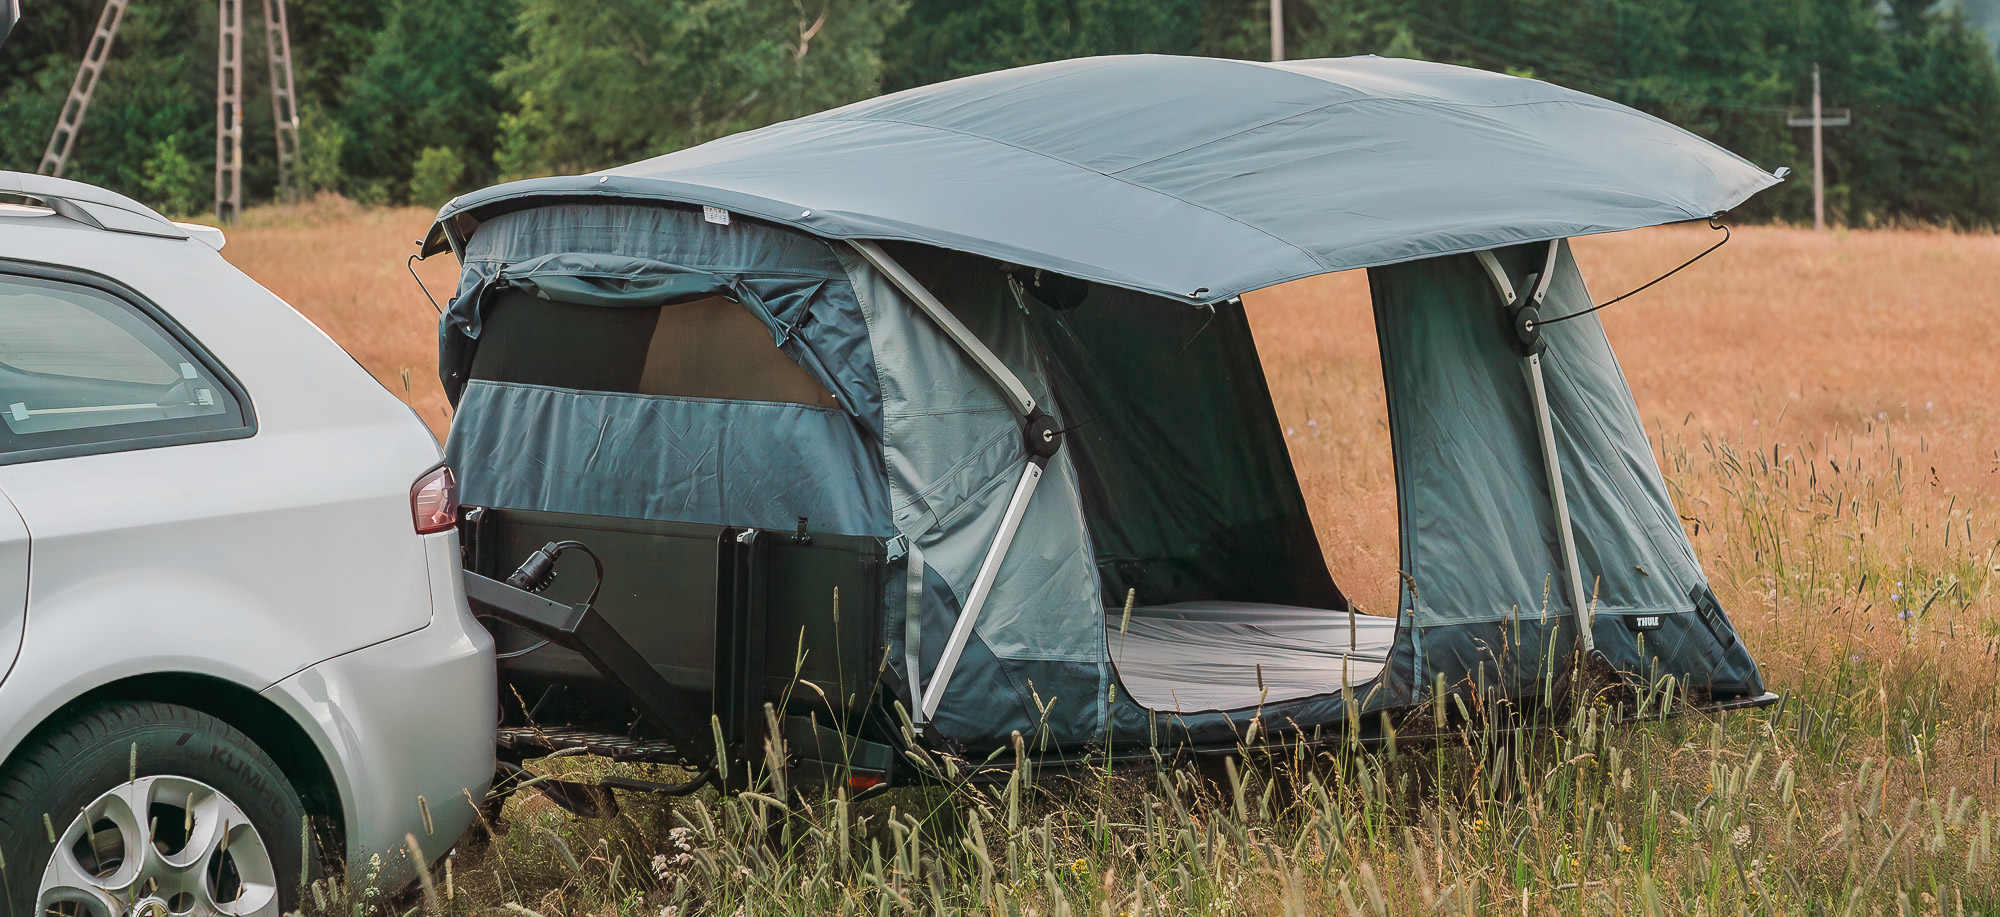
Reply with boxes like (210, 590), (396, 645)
(2, 0), (1996, 227)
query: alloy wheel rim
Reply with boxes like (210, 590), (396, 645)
(36, 774), (278, 917)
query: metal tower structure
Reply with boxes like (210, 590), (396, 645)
(38, 0), (301, 223)
(262, 0), (301, 203)
(215, 0), (244, 223)
(37, 0), (128, 178)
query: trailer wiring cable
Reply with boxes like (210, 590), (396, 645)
(1530, 217), (1730, 329)
(600, 767), (715, 796)
(488, 540), (606, 661)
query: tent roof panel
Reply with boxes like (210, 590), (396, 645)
(428, 54), (1780, 304)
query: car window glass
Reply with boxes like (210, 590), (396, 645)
(0, 273), (244, 455)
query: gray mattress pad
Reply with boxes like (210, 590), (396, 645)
(1108, 600), (1398, 713)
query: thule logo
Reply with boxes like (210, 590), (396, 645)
(1629, 615), (1663, 631)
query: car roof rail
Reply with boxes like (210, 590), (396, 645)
(0, 171), (225, 250)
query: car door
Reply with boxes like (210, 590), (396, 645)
(0, 487), (23, 685)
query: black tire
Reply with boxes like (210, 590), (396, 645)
(0, 701), (317, 917)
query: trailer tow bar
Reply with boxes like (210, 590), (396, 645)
(464, 569), (721, 777)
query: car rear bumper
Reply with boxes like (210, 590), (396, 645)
(262, 533), (495, 889)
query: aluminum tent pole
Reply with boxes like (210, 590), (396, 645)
(850, 240), (1036, 416)
(1475, 243), (1595, 654)
(848, 240), (1062, 724)
(919, 459), (1046, 720)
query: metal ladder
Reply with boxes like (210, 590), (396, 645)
(261, 0), (301, 204)
(215, 0), (244, 224)
(37, 0), (128, 178)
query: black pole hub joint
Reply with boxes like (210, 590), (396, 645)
(1510, 302), (1546, 355)
(1023, 409), (1063, 463)
(1509, 270), (1548, 356)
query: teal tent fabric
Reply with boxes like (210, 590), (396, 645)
(431, 54), (1780, 756)
(498, 253), (740, 311)
(440, 204), (1769, 755)
(441, 204), (884, 435)
(1020, 279), (1341, 611)
(426, 55), (1780, 307)
(1370, 241), (1760, 701)
(842, 243), (1109, 747)
(448, 380), (892, 538)
(1372, 246), (1568, 628)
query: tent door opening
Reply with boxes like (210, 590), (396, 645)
(875, 246), (1402, 720)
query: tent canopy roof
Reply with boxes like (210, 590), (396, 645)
(426, 54), (1780, 305)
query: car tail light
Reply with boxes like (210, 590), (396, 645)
(411, 465), (458, 534)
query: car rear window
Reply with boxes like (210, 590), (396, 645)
(0, 270), (250, 462)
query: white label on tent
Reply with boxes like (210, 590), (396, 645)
(703, 206), (731, 226)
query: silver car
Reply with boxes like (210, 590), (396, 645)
(0, 173), (494, 916)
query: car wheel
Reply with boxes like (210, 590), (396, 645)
(0, 701), (317, 917)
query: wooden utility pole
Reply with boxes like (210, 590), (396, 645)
(38, 0), (128, 177)
(216, 0), (244, 223)
(262, 0), (301, 202)
(1270, 0), (1284, 62)
(1785, 64), (1851, 231)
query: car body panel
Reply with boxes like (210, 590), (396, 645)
(0, 489), (23, 683)
(0, 214), (445, 709)
(0, 426), (436, 687)
(0, 196), (494, 874)
(264, 533), (495, 884)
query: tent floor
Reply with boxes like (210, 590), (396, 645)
(1109, 601), (1398, 713)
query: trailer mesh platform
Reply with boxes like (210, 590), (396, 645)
(496, 726), (681, 762)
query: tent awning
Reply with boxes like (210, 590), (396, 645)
(425, 54), (1781, 305)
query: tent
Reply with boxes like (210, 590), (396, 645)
(431, 55), (1779, 756)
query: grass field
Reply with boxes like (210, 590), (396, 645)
(227, 201), (2000, 915)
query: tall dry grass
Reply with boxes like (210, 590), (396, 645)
(225, 203), (2000, 914)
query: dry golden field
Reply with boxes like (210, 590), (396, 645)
(225, 202), (2000, 913)
(1257, 224), (2000, 614)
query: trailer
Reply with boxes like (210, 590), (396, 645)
(430, 54), (1784, 805)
